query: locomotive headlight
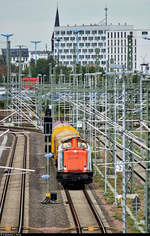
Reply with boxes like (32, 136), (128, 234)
(64, 165), (67, 170)
(84, 165), (87, 170)
(74, 150), (77, 153)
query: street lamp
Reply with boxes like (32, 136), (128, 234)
(1, 33), (14, 66)
(31, 41), (41, 66)
(71, 30), (82, 65)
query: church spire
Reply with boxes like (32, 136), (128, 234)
(55, 7), (60, 27)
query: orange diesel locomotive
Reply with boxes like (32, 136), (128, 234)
(51, 122), (93, 185)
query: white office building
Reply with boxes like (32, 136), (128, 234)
(53, 23), (150, 72)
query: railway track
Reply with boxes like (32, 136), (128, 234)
(65, 187), (107, 234)
(0, 132), (28, 233)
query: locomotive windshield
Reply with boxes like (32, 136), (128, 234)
(62, 141), (72, 149)
(78, 141), (87, 149)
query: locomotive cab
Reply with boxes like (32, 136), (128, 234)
(57, 137), (93, 185)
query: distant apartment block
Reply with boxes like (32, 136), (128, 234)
(1, 48), (29, 70)
(29, 50), (51, 62)
(0, 49), (52, 70)
(53, 23), (150, 72)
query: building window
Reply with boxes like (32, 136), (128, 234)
(85, 30), (90, 34)
(55, 31), (60, 35)
(135, 39), (136, 46)
(64, 49), (69, 53)
(83, 37), (87, 40)
(111, 32), (113, 38)
(101, 36), (106, 40)
(64, 61), (69, 65)
(89, 49), (93, 53)
(118, 32), (119, 38)
(95, 36), (100, 40)
(101, 49), (106, 53)
(67, 55), (72, 59)
(114, 32), (116, 38)
(70, 37), (75, 41)
(83, 61), (87, 65)
(124, 32), (126, 38)
(61, 31), (65, 35)
(98, 42), (103, 47)
(142, 31), (148, 35)
(82, 49), (87, 53)
(99, 55), (103, 59)
(92, 43), (97, 47)
(88, 37), (93, 40)
(64, 37), (69, 41)
(92, 30), (97, 34)
(86, 55), (90, 59)
(99, 30), (103, 34)
(79, 55), (84, 59)
(85, 43), (90, 47)
(67, 31), (72, 35)
(79, 43), (84, 47)
(67, 43), (72, 47)
(108, 32), (109, 38)
(79, 30), (84, 35)
(121, 32), (123, 38)
(61, 43), (65, 47)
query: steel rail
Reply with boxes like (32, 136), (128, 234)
(18, 134), (27, 233)
(65, 189), (82, 234)
(0, 134), (17, 222)
(83, 188), (107, 233)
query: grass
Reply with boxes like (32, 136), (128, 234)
(94, 155), (146, 233)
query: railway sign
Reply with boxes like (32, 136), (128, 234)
(77, 121), (82, 128)
(116, 161), (123, 172)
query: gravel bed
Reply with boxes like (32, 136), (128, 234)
(29, 132), (70, 233)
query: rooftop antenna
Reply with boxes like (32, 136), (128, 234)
(104, 7), (108, 25)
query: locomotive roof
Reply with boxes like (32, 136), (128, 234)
(61, 136), (87, 143)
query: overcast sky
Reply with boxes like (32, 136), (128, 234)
(0, 0), (150, 51)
